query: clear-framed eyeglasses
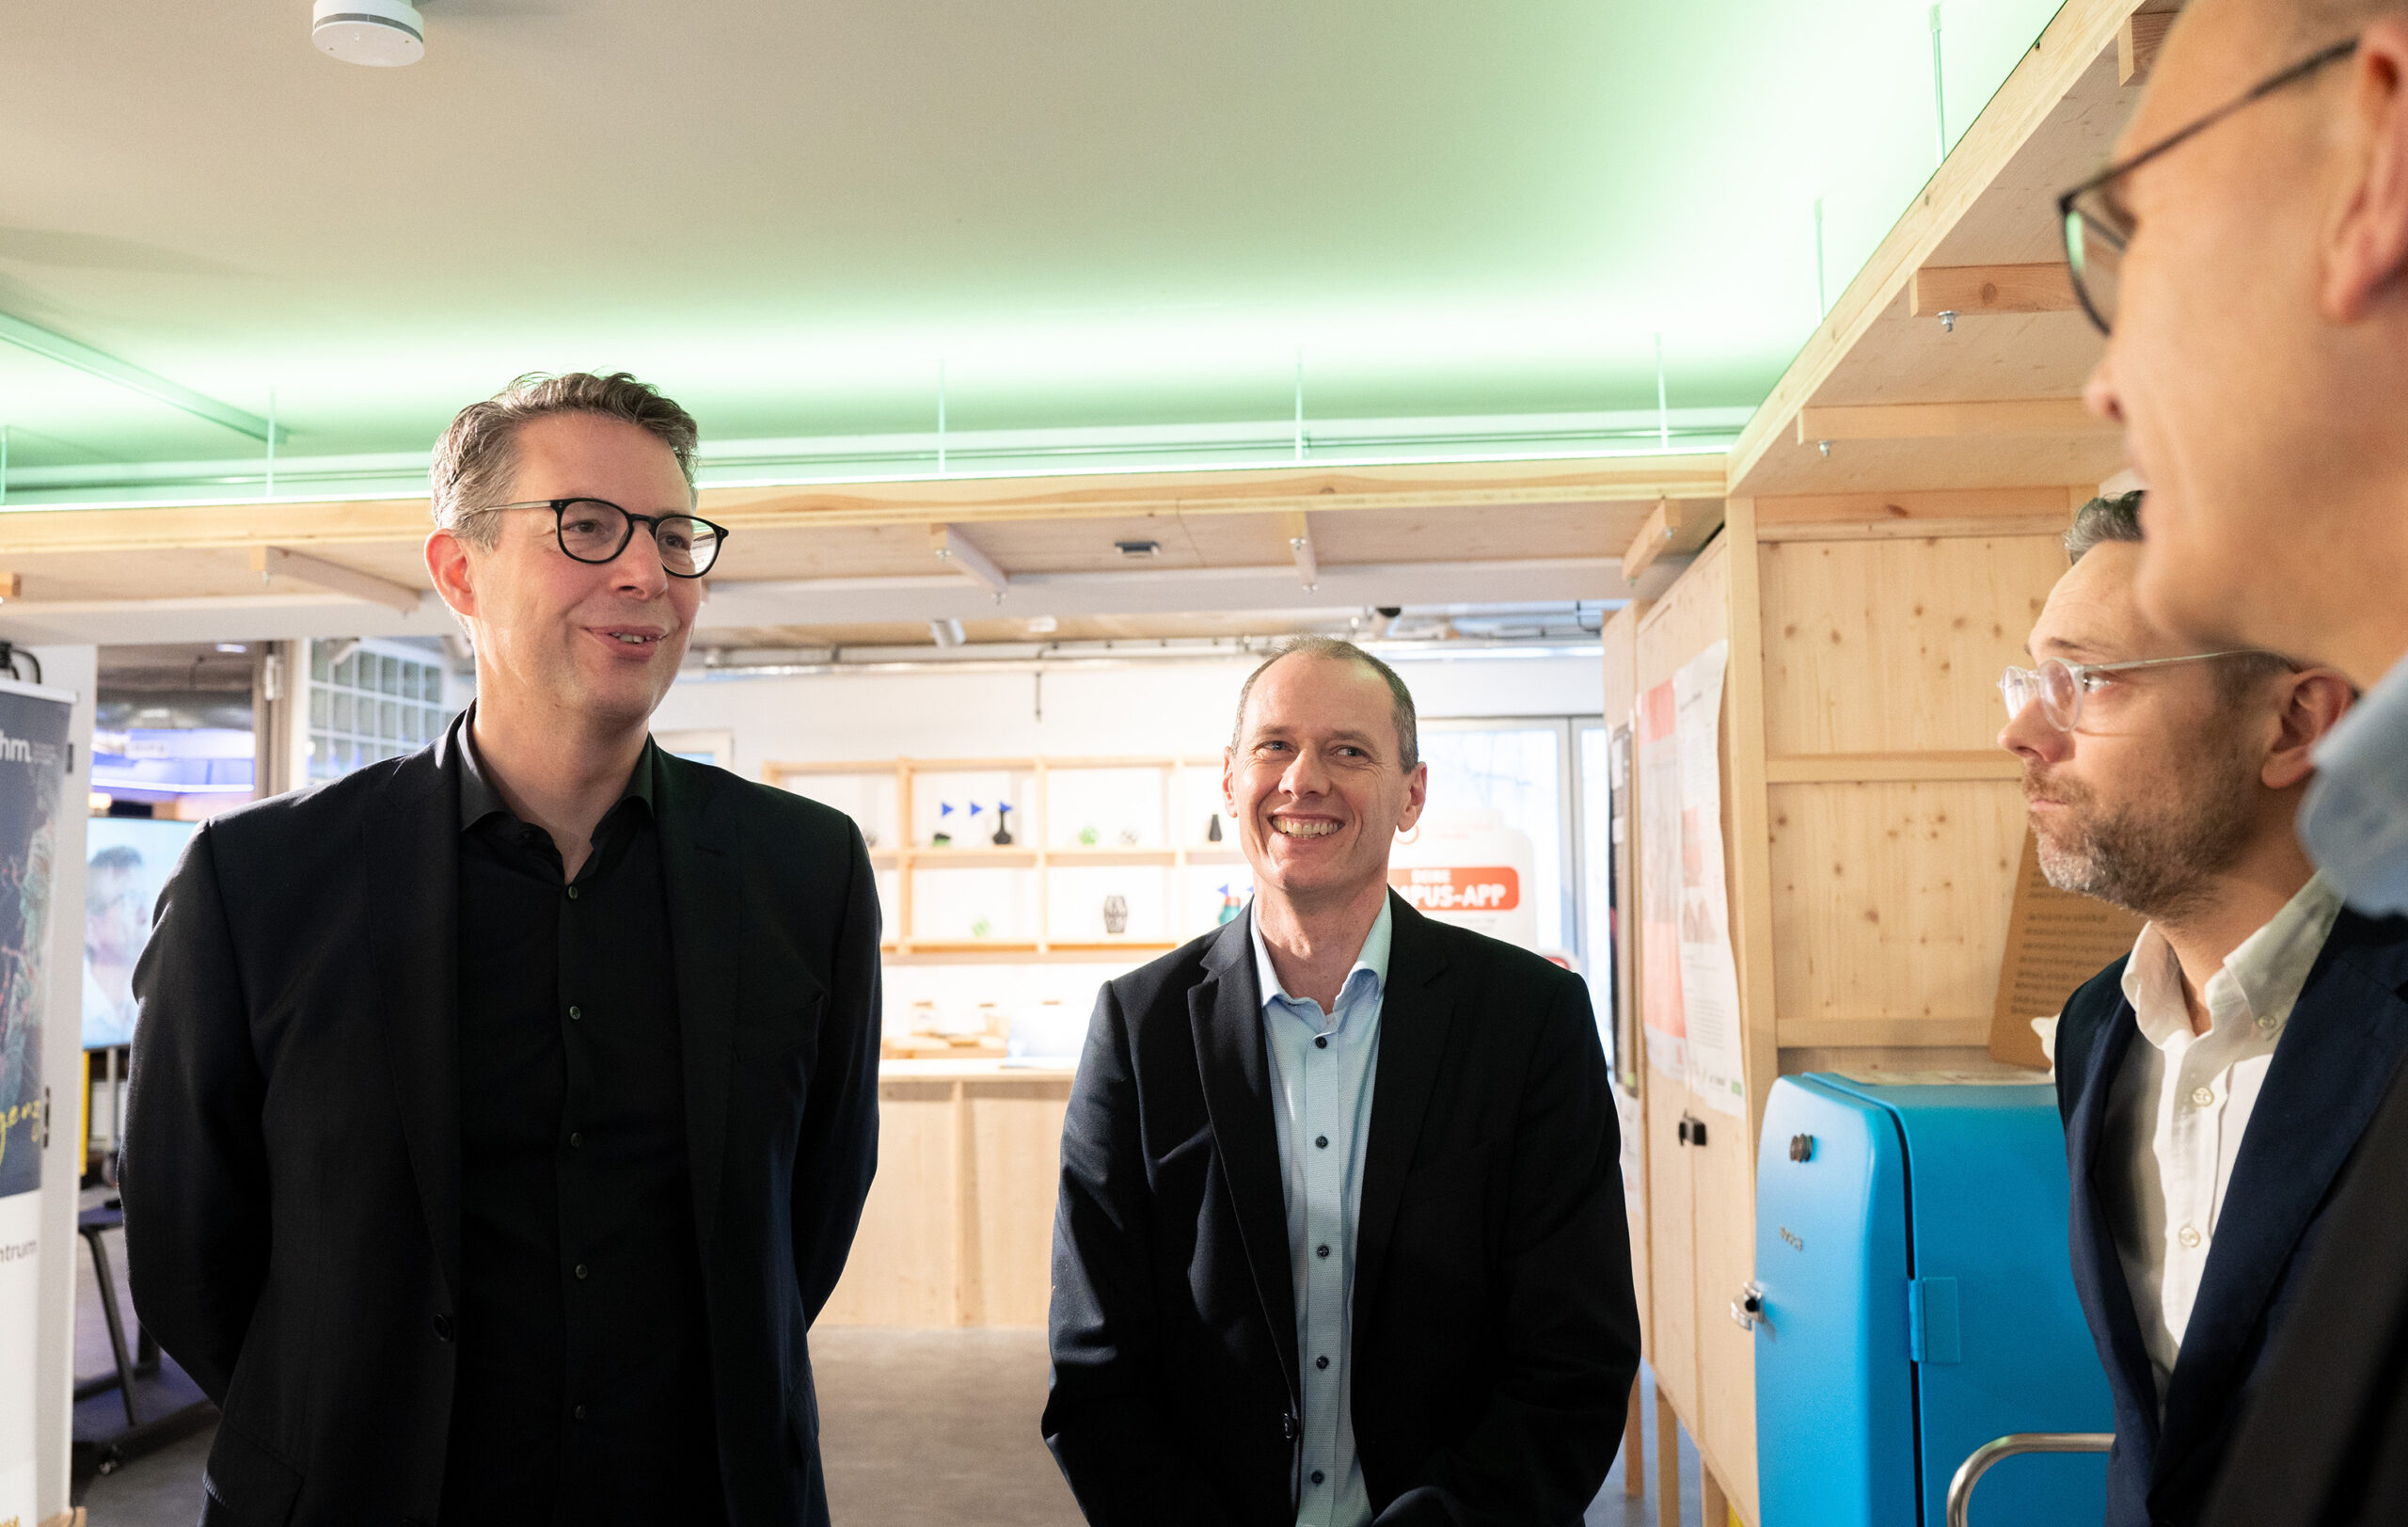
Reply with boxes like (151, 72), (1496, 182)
(1998, 651), (2253, 732)
(473, 498), (729, 579)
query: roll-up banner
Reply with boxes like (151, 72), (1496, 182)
(0, 680), (75, 1523)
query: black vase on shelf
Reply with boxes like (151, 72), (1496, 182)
(1206, 813), (1222, 843)
(991, 802), (1014, 846)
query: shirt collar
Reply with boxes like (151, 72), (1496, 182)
(1249, 895), (1393, 1012)
(453, 702), (657, 834)
(2119, 872), (2345, 1050)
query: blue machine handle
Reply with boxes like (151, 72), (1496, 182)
(1945, 1434), (2114, 1527)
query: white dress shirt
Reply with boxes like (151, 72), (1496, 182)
(1251, 900), (1390, 1527)
(2100, 873), (2344, 1408)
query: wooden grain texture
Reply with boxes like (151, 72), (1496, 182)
(1766, 780), (2028, 1029)
(961, 1077), (1074, 1327)
(1758, 534), (2067, 756)
(1654, 1385), (1683, 1527)
(1644, 1078), (1701, 1427)
(1909, 262), (2080, 317)
(1764, 753), (2021, 784)
(1797, 397), (2110, 444)
(818, 1079), (959, 1326)
(2120, 10), (2176, 85)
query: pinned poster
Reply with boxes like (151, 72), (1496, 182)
(0, 681), (73, 1523)
(1672, 642), (1745, 1116)
(1635, 679), (1687, 1082)
(1389, 808), (1539, 950)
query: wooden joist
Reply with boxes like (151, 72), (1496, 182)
(1909, 262), (2080, 318)
(1795, 398), (2109, 446)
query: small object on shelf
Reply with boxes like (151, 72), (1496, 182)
(1117, 826), (1140, 847)
(991, 802), (1014, 846)
(1216, 885), (1242, 926)
(1078, 825), (1099, 846)
(934, 801), (956, 848)
(1103, 894), (1129, 935)
(1206, 813), (1222, 843)
(862, 826), (879, 849)
(971, 916), (993, 938)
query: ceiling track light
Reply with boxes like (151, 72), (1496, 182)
(312, 0), (426, 67)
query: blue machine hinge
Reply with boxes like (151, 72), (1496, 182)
(1909, 1276), (1962, 1364)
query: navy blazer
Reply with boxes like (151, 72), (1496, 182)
(2052, 908), (2408, 1527)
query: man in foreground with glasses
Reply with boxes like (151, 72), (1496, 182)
(2066, 2), (2408, 1516)
(124, 372), (881, 1526)
(2000, 494), (2383, 1527)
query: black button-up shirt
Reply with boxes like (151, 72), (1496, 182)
(439, 725), (725, 1526)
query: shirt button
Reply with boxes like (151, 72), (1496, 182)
(2178, 1225), (2202, 1249)
(433, 1314), (454, 1342)
(2258, 1016), (2277, 1032)
(568, 1132), (583, 1149)
(2190, 1086), (2214, 1107)
(1311, 1470), (1325, 1486)
(573, 1404), (587, 1422)
(1316, 1355), (1329, 1370)
(567, 885), (580, 900)
(1316, 1244), (1330, 1259)
(568, 1006), (582, 1022)
(575, 1263), (590, 1280)
(1315, 1036), (1328, 1050)
(1315, 1135), (1329, 1149)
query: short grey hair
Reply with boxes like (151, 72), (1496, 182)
(2065, 490), (2144, 564)
(2065, 488), (2297, 699)
(430, 372), (700, 551)
(1231, 636), (1420, 771)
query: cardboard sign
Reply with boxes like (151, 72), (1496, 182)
(1988, 827), (2146, 1070)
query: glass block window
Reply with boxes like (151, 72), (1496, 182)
(306, 641), (456, 782)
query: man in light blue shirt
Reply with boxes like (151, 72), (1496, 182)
(1047, 635), (1638, 1527)
(1252, 896), (1390, 1527)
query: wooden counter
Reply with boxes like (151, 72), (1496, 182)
(817, 1058), (1077, 1328)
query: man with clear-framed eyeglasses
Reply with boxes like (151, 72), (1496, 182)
(123, 372), (881, 1526)
(1999, 493), (2395, 1527)
(2065, 1), (2408, 1516)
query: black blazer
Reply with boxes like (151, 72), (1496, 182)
(1043, 895), (1640, 1527)
(2053, 910), (2408, 1527)
(121, 728), (882, 1527)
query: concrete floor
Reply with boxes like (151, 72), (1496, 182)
(76, 1250), (1703, 1527)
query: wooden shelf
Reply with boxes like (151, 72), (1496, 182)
(907, 846), (1040, 866)
(1045, 846), (1177, 865)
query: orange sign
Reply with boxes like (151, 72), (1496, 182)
(1389, 865), (1520, 914)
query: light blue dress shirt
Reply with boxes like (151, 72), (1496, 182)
(2302, 654), (2408, 915)
(1250, 898), (1391, 1527)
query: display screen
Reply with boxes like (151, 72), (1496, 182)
(84, 818), (197, 1050)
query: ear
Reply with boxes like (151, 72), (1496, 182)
(1395, 762), (1429, 835)
(425, 529), (479, 622)
(1221, 746), (1238, 817)
(2262, 667), (2356, 790)
(2322, 19), (2408, 322)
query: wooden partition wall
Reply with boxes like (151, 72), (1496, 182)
(1613, 494), (2083, 1523)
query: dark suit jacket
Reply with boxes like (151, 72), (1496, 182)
(1043, 895), (1640, 1527)
(2053, 910), (2408, 1527)
(121, 727), (882, 1527)
(2201, 917), (2408, 1527)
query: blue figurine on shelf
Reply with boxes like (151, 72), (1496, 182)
(933, 801), (955, 848)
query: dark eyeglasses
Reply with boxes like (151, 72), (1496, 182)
(2058, 37), (2358, 334)
(475, 498), (729, 578)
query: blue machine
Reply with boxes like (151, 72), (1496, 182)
(1752, 1074), (2112, 1527)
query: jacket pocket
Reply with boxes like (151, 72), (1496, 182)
(200, 1418), (304, 1527)
(737, 988), (827, 1060)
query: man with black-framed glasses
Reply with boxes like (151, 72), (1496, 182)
(2000, 494), (2390, 1527)
(2066, 4), (2408, 1519)
(123, 372), (881, 1526)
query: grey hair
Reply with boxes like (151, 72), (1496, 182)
(2065, 490), (2145, 564)
(429, 372), (701, 551)
(1231, 636), (1420, 771)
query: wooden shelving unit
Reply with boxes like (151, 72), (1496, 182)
(765, 754), (1249, 962)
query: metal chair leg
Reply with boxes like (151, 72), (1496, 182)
(81, 1226), (140, 1427)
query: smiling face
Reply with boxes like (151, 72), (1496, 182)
(427, 410), (700, 734)
(1997, 543), (2271, 917)
(2083, 0), (2408, 676)
(1224, 652), (1427, 919)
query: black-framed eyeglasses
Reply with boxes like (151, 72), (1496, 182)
(2057, 37), (2358, 334)
(475, 498), (729, 578)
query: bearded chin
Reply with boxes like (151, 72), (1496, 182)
(2033, 775), (2256, 922)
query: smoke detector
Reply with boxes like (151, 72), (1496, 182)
(312, 0), (425, 66)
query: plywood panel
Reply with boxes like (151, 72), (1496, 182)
(1766, 780), (2027, 1028)
(817, 1079), (958, 1326)
(1636, 539), (1729, 692)
(1644, 1077), (1699, 1419)
(961, 1077), (1073, 1328)
(1760, 534), (2067, 756)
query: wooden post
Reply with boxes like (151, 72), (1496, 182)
(1624, 1379), (1646, 1497)
(1655, 1387), (1682, 1527)
(1702, 1466), (1730, 1527)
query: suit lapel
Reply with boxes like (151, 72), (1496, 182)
(364, 738), (464, 1301)
(1353, 895), (1455, 1319)
(1188, 916), (1300, 1402)
(2064, 1000), (2162, 1454)
(653, 750), (744, 1254)
(2160, 914), (2408, 1472)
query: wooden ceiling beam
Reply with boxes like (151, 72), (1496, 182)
(1620, 497), (1725, 581)
(1795, 398), (2112, 445)
(1284, 511), (1319, 590)
(249, 546), (423, 614)
(1909, 262), (2079, 318)
(2120, 8), (2178, 87)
